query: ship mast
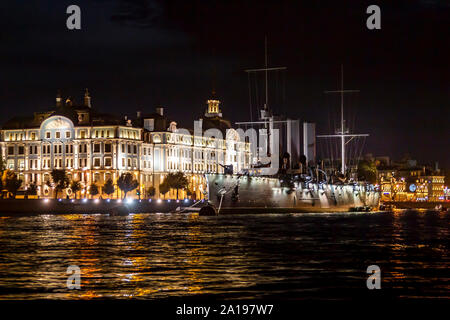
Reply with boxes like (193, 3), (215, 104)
(317, 65), (368, 175)
(243, 36), (286, 160)
(264, 36), (269, 114)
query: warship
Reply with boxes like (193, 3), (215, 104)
(200, 45), (380, 215)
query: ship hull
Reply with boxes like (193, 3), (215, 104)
(205, 174), (380, 212)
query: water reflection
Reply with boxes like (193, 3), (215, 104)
(0, 211), (448, 300)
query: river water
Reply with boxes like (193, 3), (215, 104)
(0, 211), (448, 300)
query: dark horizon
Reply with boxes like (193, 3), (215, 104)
(0, 0), (448, 167)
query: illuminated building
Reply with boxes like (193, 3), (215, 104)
(377, 165), (446, 202)
(0, 90), (251, 199)
(444, 186), (450, 201)
(425, 175), (445, 201)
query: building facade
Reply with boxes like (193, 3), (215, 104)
(0, 90), (251, 199)
(377, 165), (445, 202)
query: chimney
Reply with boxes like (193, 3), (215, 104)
(156, 107), (164, 116)
(84, 88), (91, 108)
(137, 111), (142, 118)
(56, 90), (62, 107)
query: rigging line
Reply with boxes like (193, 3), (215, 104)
(354, 137), (360, 168)
(357, 137), (363, 168)
(355, 138), (360, 168)
(358, 137), (365, 165)
(278, 71), (281, 113)
(346, 137), (351, 170)
(248, 72), (253, 123)
(279, 70), (283, 114)
(357, 137), (366, 165)
(350, 94), (355, 133)
(326, 97), (333, 167)
(353, 139), (359, 169)
(347, 137), (350, 170)
(351, 135), (356, 166)
(357, 137), (362, 165)
(329, 93), (335, 168)
(278, 70), (282, 114)
(350, 137), (356, 169)
(355, 137), (361, 168)
(350, 93), (357, 134)
(333, 94), (339, 169)
(275, 69), (279, 113)
(319, 138), (324, 168)
(355, 94), (359, 131)
(254, 72), (259, 117)
(282, 70), (286, 112)
(357, 137), (363, 165)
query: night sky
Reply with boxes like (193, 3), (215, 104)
(0, 0), (448, 167)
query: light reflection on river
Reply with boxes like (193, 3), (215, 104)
(0, 211), (448, 300)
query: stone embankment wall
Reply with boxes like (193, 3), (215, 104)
(0, 199), (197, 215)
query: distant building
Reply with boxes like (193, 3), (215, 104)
(0, 90), (251, 199)
(376, 158), (446, 202)
(426, 175), (445, 201)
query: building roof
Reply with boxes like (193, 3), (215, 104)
(1, 93), (234, 133)
(2, 115), (38, 129)
(201, 116), (232, 135)
(50, 105), (80, 124)
(2, 104), (130, 130)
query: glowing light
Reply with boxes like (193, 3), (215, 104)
(94, 199), (99, 203)
(106, 198), (110, 202)
(157, 199), (162, 203)
(71, 199), (75, 203)
(184, 199), (189, 203)
(44, 199), (49, 203)
(117, 199), (122, 203)
(58, 198), (62, 202)
(82, 198), (88, 203)
(167, 199), (171, 203)
(148, 199), (152, 202)
(126, 198), (133, 204)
